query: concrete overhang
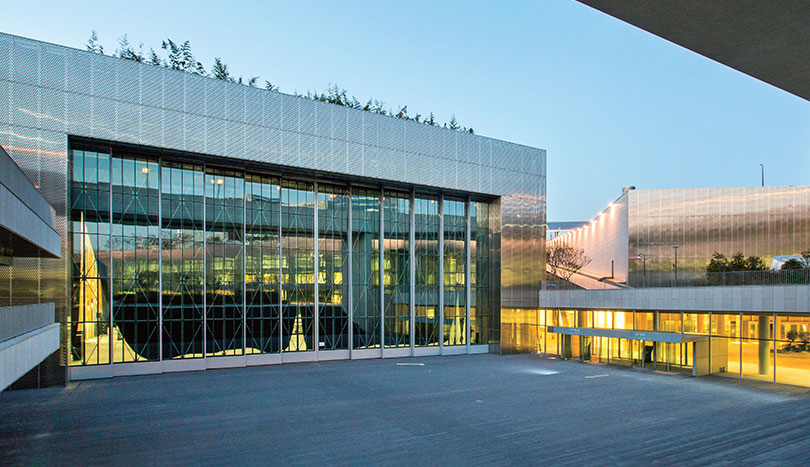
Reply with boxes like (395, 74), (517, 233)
(539, 285), (810, 314)
(577, 0), (810, 101)
(0, 145), (60, 259)
(547, 326), (707, 343)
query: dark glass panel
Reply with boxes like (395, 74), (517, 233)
(161, 163), (205, 359)
(443, 198), (466, 346)
(245, 174), (281, 354)
(383, 191), (410, 348)
(205, 168), (244, 356)
(415, 196), (439, 346)
(111, 154), (159, 362)
(69, 149), (111, 366)
(281, 180), (315, 352)
(317, 184), (349, 350)
(351, 187), (380, 349)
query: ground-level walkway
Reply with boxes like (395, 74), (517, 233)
(2, 354), (809, 464)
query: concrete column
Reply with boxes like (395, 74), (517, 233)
(758, 314), (770, 375)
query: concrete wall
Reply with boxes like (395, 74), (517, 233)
(539, 284), (810, 313)
(547, 191), (628, 285)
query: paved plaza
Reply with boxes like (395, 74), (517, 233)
(2, 354), (809, 465)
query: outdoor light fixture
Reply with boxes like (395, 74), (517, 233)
(141, 167), (149, 174)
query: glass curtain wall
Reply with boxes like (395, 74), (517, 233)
(383, 191), (411, 348)
(414, 196), (440, 346)
(69, 148), (111, 365)
(70, 144), (496, 366)
(245, 175), (281, 354)
(470, 201), (490, 345)
(205, 169), (245, 356)
(281, 181), (315, 352)
(351, 187), (381, 349)
(161, 163), (205, 359)
(443, 198), (466, 346)
(110, 155), (159, 362)
(317, 185), (350, 350)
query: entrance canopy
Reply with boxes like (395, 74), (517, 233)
(547, 326), (707, 344)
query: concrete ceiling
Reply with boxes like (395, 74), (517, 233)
(577, 0), (810, 101)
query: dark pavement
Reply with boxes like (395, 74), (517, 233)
(2, 354), (809, 465)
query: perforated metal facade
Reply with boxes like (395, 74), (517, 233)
(0, 32), (546, 382)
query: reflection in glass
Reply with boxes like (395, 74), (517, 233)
(415, 196), (440, 346)
(351, 187), (380, 349)
(205, 168), (244, 356)
(111, 155), (159, 362)
(318, 185), (350, 350)
(383, 191), (410, 348)
(443, 199), (466, 346)
(471, 201), (490, 345)
(70, 149), (111, 365)
(281, 181), (315, 352)
(161, 163), (205, 359)
(245, 175), (281, 354)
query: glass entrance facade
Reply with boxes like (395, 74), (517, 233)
(68, 141), (494, 367)
(538, 308), (810, 387)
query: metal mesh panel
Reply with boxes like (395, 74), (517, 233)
(205, 117), (225, 155)
(225, 84), (245, 123)
(11, 82), (39, 129)
(162, 72), (184, 113)
(116, 101), (139, 142)
(0, 81), (9, 125)
(91, 96), (116, 140)
(0, 35), (10, 82)
(91, 55), (116, 100)
(226, 119), (246, 159)
(12, 40), (39, 86)
(115, 60), (140, 104)
(262, 90), (282, 129)
(184, 112), (205, 153)
(184, 74), (205, 116)
(40, 45), (66, 91)
(245, 87), (263, 126)
(205, 77), (226, 119)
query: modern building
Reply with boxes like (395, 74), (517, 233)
(0, 32), (546, 386)
(0, 145), (61, 390)
(537, 185), (810, 387)
(548, 185), (810, 289)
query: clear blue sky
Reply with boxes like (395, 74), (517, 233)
(2, 0), (808, 221)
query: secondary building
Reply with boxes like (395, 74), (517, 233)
(0, 32), (546, 386)
(537, 185), (810, 387)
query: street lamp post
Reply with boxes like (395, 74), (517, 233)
(673, 245), (679, 287)
(637, 253), (647, 288)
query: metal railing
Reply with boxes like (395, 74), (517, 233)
(544, 268), (810, 290)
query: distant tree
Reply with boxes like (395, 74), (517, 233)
(84, 29), (478, 132)
(707, 252), (730, 273)
(116, 34), (144, 62)
(745, 255), (766, 271)
(212, 57), (232, 81)
(546, 244), (591, 281)
(86, 30), (104, 54)
(707, 251), (768, 272)
(148, 48), (162, 66)
(162, 39), (205, 75)
(448, 114), (460, 130)
(782, 259), (804, 270)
